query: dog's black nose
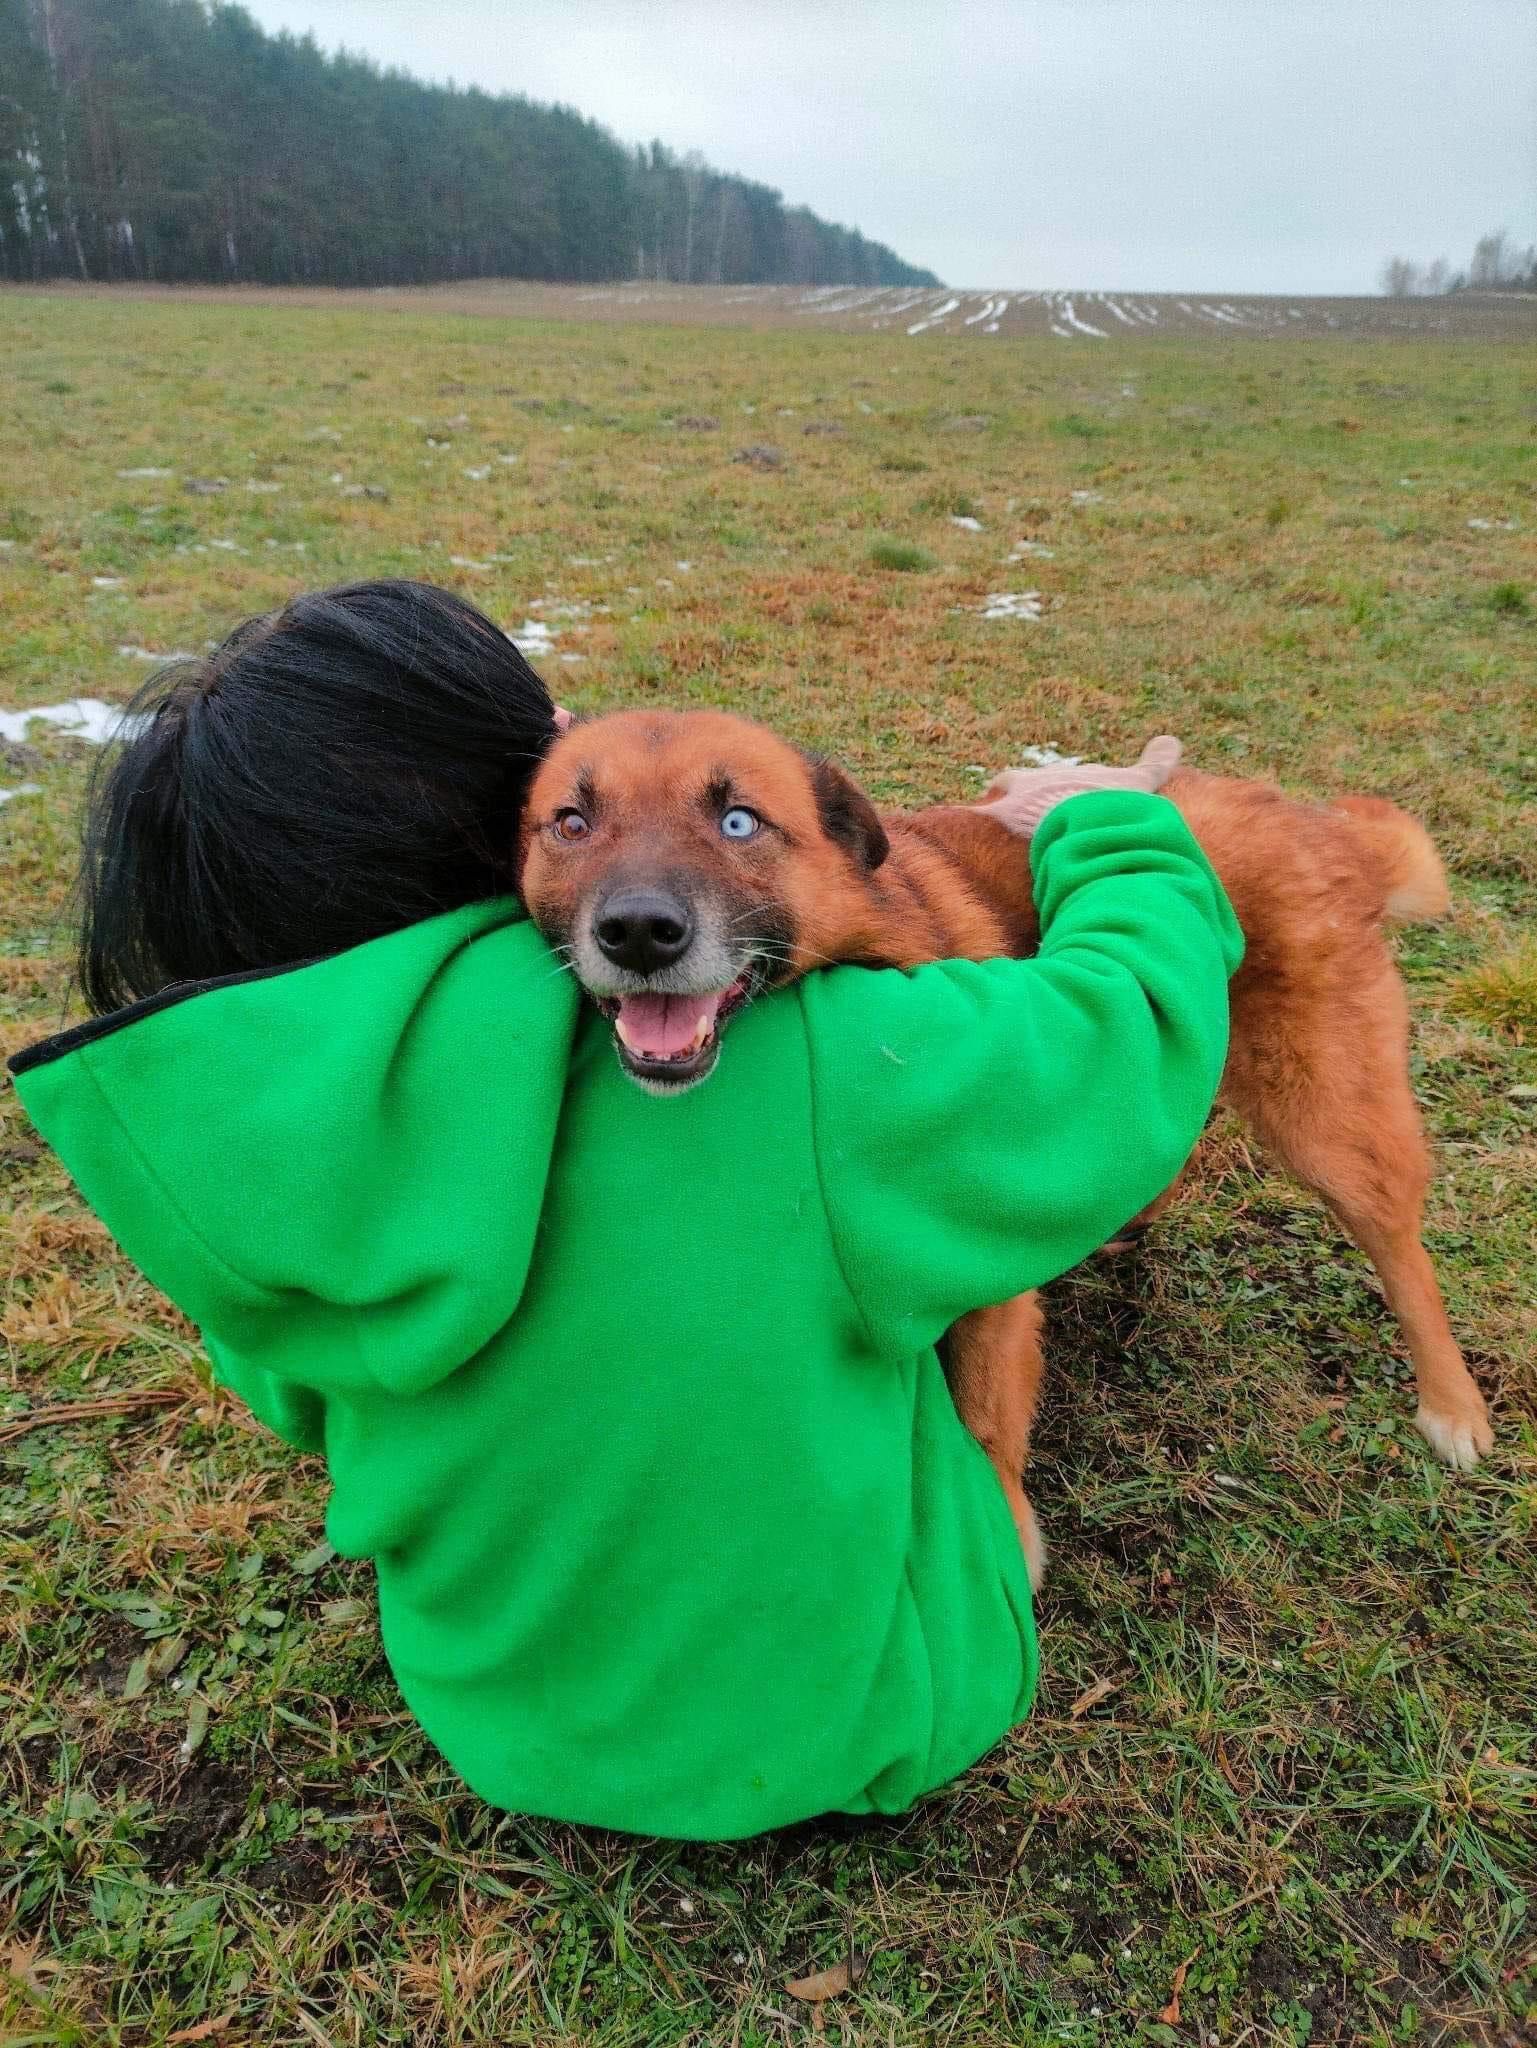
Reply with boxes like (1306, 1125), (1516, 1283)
(593, 888), (695, 973)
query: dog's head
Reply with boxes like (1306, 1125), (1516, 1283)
(518, 708), (889, 1093)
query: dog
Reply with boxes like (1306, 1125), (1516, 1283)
(517, 709), (1494, 1576)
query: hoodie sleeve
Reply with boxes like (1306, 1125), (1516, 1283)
(800, 790), (1243, 1357)
(11, 902), (581, 1426)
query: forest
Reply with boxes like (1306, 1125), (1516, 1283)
(0, 0), (940, 288)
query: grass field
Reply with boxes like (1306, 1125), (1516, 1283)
(1, 289), (1534, 2048)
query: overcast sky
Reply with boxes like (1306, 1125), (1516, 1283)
(241, 1), (1535, 293)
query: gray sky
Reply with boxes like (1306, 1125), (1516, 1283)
(241, 0), (1536, 293)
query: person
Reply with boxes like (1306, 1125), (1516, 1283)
(9, 579), (1242, 1840)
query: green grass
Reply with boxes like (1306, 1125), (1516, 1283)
(868, 536), (938, 572)
(1, 291), (1535, 2047)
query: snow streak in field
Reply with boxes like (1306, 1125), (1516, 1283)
(1057, 299), (1107, 338)
(907, 296), (962, 335)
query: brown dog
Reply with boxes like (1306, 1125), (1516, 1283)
(518, 710), (1494, 1573)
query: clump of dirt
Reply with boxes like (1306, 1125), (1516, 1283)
(146, 1758), (253, 1874)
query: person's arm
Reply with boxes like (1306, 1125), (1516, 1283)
(800, 789), (1243, 1356)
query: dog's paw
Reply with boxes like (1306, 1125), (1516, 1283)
(1415, 1401), (1494, 1472)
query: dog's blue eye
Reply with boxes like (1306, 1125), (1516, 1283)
(720, 807), (761, 840)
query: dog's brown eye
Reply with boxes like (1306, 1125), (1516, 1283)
(554, 809), (591, 842)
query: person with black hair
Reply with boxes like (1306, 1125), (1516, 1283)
(77, 578), (564, 1011)
(10, 579), (1239, 1839)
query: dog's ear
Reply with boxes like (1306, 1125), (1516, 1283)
(808, 756), (890, 872)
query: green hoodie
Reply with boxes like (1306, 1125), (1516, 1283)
(11, 792), (1241, 1840)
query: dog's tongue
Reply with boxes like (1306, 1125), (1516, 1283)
(614, 991), (724, 1061)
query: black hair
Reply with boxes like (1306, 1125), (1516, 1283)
(78, 579), (558, 1013)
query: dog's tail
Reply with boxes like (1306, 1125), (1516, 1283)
(1332, 795), (1450, 922)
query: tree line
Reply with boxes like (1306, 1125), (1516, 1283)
(1380, 229), (1536, 298)
(0, 0), (940, 289)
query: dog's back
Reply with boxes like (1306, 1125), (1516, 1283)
(894, 768), (1449, 999)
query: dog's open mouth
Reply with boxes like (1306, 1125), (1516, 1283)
(596, 977), (753, 1089)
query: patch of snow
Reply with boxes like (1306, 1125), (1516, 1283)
(674, 559), (693, 572)
(1070, 489), (1103, 504)
(1017, 743), (1081, 767)
(1059, 299), (1108, 338)
(244, 480), (282, 494)
(1467, 516), (1518, 531)
(956, 592), (1045, 622)
(209, 539), (246, 553)
(907, 296), (962, 336)
(449, 555), (493, 571)
(1102, 297), (1138, 328)
(91, 576), (123, 589)
(0, 783), (43, 805)
(950, 515), (984, 532)
(463, 466), (491, 481)
(1007, 540), (1055, 560)
(116, 467), (172, 478)
(509, 620), (557, 657)
(118, 646), (195, 664)
(1, 698), (149, 745)
(497, 453), (520, 465)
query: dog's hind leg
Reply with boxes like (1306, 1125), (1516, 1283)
(944, 1293), (1048, 1587)
(1222, 961), (1493, 1471)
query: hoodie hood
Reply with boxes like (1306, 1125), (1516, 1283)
(10, 901), (579, 1406)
